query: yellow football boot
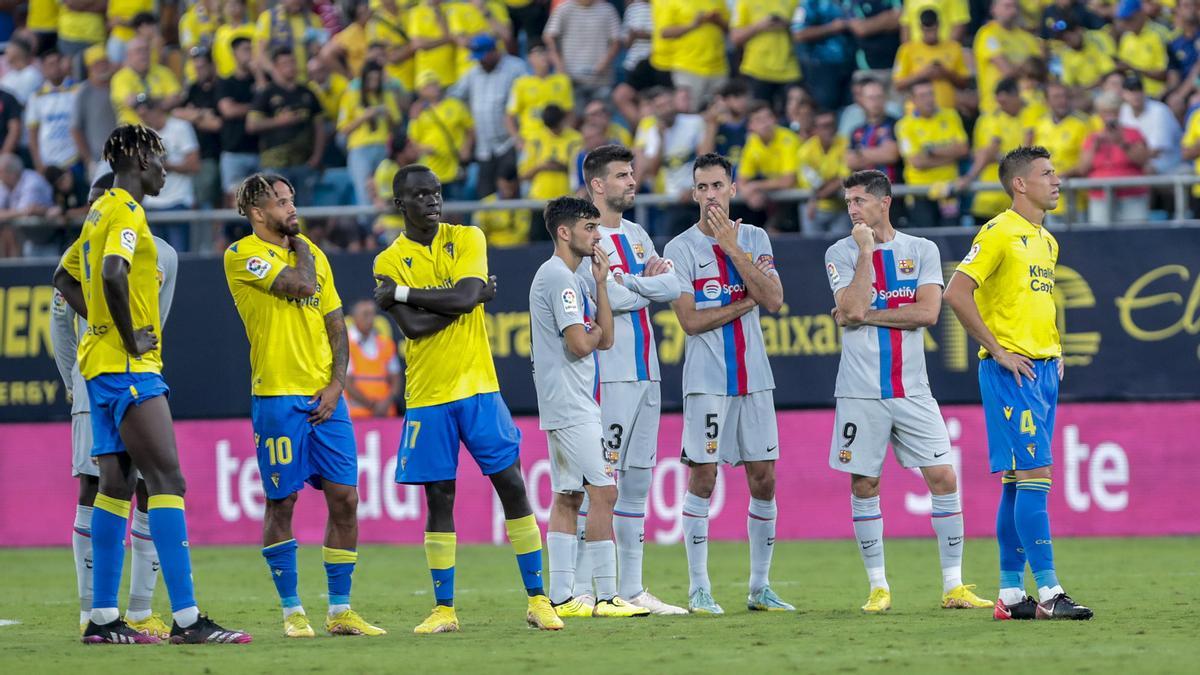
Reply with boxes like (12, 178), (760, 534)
(861, 587), (892, 613)
(413, 605), (460, 634)
(526, 595), (564, 630)
(125, 613), (171, 640)
(942, 584), (995, 609)
(592, 597), (651, 618)
(552, 596), (595, 618)
(325, 609), (386, 636)
(283, 612), (316, 638)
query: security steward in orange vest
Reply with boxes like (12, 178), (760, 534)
(344, 299), (402, 418)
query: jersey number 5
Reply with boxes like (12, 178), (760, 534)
(265, 436), (293, 465)
(704, 413), (719, 440)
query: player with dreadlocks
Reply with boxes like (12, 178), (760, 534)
(54, 124), (253, 645)
(224, 173), (385, 638)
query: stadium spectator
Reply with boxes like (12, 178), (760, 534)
(176, 48), (224, 225)
(1053, 21), (1114, 96)
(43, 165), (90, 222)
(505, 43), (574, 149)
(323, 0), (372, 77)
(368, 0), (416, 92)
(846, 78), (902, 216)
(1167, 0), (1200, 92)
(69, 45), (115, 181)
(25, 49), (80, 180)
(129, 12), (169, 70)
(179, 0), (222, 59)
(543, 0), (621, 112)
(899, 0), (968, 42)
(1182, 105), (1200, 214)
(449, 34), (526, 199)
(1078, 91), (1152, 223)
(408, 0), (458, 88)
(634, 86), (710, 207)
(106, 1), (153, 65)
(793, 0), (856, 112)
(974, 0), (1040, 115)
(731, 0), (800, 109)
(619, 0), (655, 87)
(1041, 0), (1104, 40)
(247, 47), (327, 206)
(344, 299), (402, 419)
(0, 36), (43, 104)
(1114, 0), (1168, 99)
(581, 100), (632, 147)
(448, 0), (514, 83)
(798, 109), (851, 233)
(138, 95), (200, 250)
(307, 55), (349, 127)
(895, 78), (968, 227)
(0, 87), (21, 158)
(56, 1), (105, 62)
(111, 37), (183, 126)
(216, 37), (260, 208)
(845, 0), (902, 74)
(520, 104), (582, 236)
(370, 132), (418, 242)
(838, 72), (906, 137)
(212, 0), (256, 79)
(1034, 81), (1091, 220)
(0, 153), (53, 257)
(892, 9), (970, 111)
(26, 0), (59, 55)
(785, 84), (817, 138)
(571, 119), (609, 194)
(959, 77), (1027, 222)
(474, 161), (531, 246)
(409, 70), (474, 198)
(612, 0), (672, 125)
(737, 100), (801, 227)
(339, 60), (404, 208)
(506, 0), (551, 54)
(702, 80), (751, 166)
(254, 0), (328, 84)
(1120, 74), (1182, 175)
(659, 0), (731, 112)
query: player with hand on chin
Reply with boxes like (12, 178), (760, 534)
(944, 146), (1092, 621)
(224, 173), (385, 638)
(663, 153), (792, 615)
(825, 170), (993, 614)
(531, 196), (650, 619)
(373, 165), (562, 634)
(54, 125), (250, 645)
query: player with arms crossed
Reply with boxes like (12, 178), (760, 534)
(51, 173), (177, 638)
(224, 173), (386, 638)
(944, 146), (1093, 620)
(372, 165), (562, 634)
(53, 125), (250, 644)
(825, 170), (993, 613)
(531, 196), (650, 619)
(663, 153), (793, 615)
(571, 145), (686, 615)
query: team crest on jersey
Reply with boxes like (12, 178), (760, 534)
(246, 256), (272, 279)
(838, 448), (852, 464)
(633, 243), (645, 258)
(898, 258), (914, 274)
(443, 242), (455, 258)
(270, 473), (280, 488)
(705, 440), (718, 454)
(400, 456), (407, 471)
(561, 288), (579, 314)
(119, 228), (137, 252)
(1026, 443), (1037, 458)
(604, 448), (619, 464)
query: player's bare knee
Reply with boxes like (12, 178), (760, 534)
(688, 465), (717, 498)
(267, 492), (299, 515)
(1015, 466), (1052, 481)
(922, 465), (958, 495)
(851, 474), (880, 498)
(587, 484), (618, 510)
(745, 462), (776, 500)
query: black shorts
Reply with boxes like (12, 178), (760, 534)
(624, 59), (673, 92)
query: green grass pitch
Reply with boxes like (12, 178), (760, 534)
(1, 538), (1196, 673)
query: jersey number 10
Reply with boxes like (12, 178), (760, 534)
(265, 436), (293, 465)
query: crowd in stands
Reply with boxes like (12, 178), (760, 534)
(1, 0), (1199, 257)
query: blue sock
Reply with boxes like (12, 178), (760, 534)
(425, 532), (456, 607)
(996, 479), (1026, 591)
(323, 547), (357, 610)
(147, 495), (197, 613)
(262, 539), (301, 610)
(91, 494), (130, 613)
(1015, 479), (1058, 590)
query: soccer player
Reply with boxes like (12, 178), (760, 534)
(824, 170), (994, 614)
(53, 124), (251, 644)
(51, 172), (176, 638)
(663, 153), (793, 614)
(371, 165), (563, 633)
(530, 196), (650, 619)
(944, 146), (1094, 621)
(224, 173), (386, 638)
(570, 144), (686, 615)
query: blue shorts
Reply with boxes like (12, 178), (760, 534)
(979, 357), (1059, 473)
(251, 395), (358, 500)
(85, 372), (170, 457)
(397, 392), (522, 484)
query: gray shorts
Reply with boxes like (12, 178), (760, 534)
(72, 413), (99, 477)
(681, 391), (779, 466)
(829, 396), (952, 477)
(600, 381), (661, 471)
(547, 422), (615, 494)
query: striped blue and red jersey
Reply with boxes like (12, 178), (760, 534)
(664, 222), (777, 397)
(824, 231), (944, 399)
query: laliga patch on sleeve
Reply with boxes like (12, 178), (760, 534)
(826, 261), (840, 284)
(246, 256), (272, 279)
(119, 228), (137, 253)
(561, 288), (579, 315)
(961, 243), (981, 265)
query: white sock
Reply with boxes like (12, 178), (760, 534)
(571, 495), (592, 597)
(283, 605), (306, 619)
(546, 531), (577, 604)
(851, 494), (888, 591)
(682, 492), (711, 596)
(999, 587), (1027, 605)
(614, 467), (651, 599)
(747, 497), (777, 594)
(91, 606), (119, 625)
(587, 539), (618, 601)
(328, 603), (350, 616)
(1038, 584), (1065, 603)
(128, 510), (158, 616)
(72, 505), (93, 615)
(930, 492), (965, 593)
(173, 606), (200, 628)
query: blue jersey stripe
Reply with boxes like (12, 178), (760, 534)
(722, 321), (738, 396)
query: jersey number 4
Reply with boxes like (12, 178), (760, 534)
(1019, 410), (1036, 436)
